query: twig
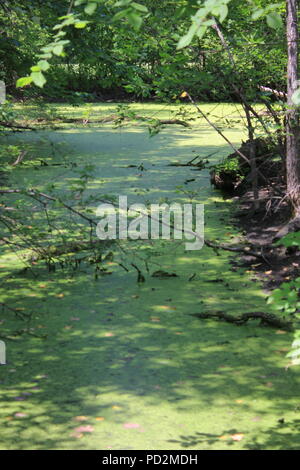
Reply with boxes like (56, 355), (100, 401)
(12, 151), (27, 166)
(190, 310), (293, 330)
(0, 189), (97, 226)
(204, 239), (267, 260)
(0, 302), (31, 320)
(0, 121), (36, 131)
(184, 91), (268, 184)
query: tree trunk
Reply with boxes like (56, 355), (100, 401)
(286, 0), (300, 215)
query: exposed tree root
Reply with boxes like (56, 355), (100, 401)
(273, 215), (300, 241)
(190, 311), (293, 330)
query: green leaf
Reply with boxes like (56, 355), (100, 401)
(252, 8), (265, 20)
(114, 0), (132, 6)
(218, 4), (228, 23)
(177, 22), (198, 49)
(75, 21), (88, 29)
(41, 46), (54, 53)
(54, 40), (70, 46)
(177, 33), (192, 50)
(58, 14), (73, 20)
(196, 25), (208, 39)
(112, 8), (131, 21)
(84, 2), (97, 15)
(31, 65), (41, 72)
(31, 71), (46, 88)
(56, 16), (76, 27)
(54, 31), (66, 38)
(126, 11), (143, 29)
(278, 232), (300, 247)
(52, 44), (63, 56)
(202, 19), (215, 27)
(287, 347), (300, 359)
(266, 12), (282, 29)
(16, 76), (33, 88)
(292, 339), (300, 348)
(37, 60), (50, 71)
(131, 2), (148, 12)
(288, 290), (298, 302)
(38, 53), (52, 59)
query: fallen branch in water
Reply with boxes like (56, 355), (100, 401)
(12, 151), (27, 166)
(0, 327), (47, 341)
(0, 188), (98, 226)
(190, 311), (293, 330)
(204, 239), (271, 263)
(0, 302), (31, 320)
(158, 119), (190, 127)
(0, 121), (36, 131)
(0, 190), (269, 264)
(0, 188), (108, 262)
(29, 239), (111, 261)
(131, 263), (146, 283)
(61, 114), (190, 127)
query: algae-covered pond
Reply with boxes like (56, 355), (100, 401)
(1, 103), (300, 450)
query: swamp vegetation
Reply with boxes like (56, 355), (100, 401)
(1, 0), (300, 451)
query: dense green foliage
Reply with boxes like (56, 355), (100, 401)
(0, 0), (287, 101)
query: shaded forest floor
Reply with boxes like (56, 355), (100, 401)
(232, 185), (300, 292)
